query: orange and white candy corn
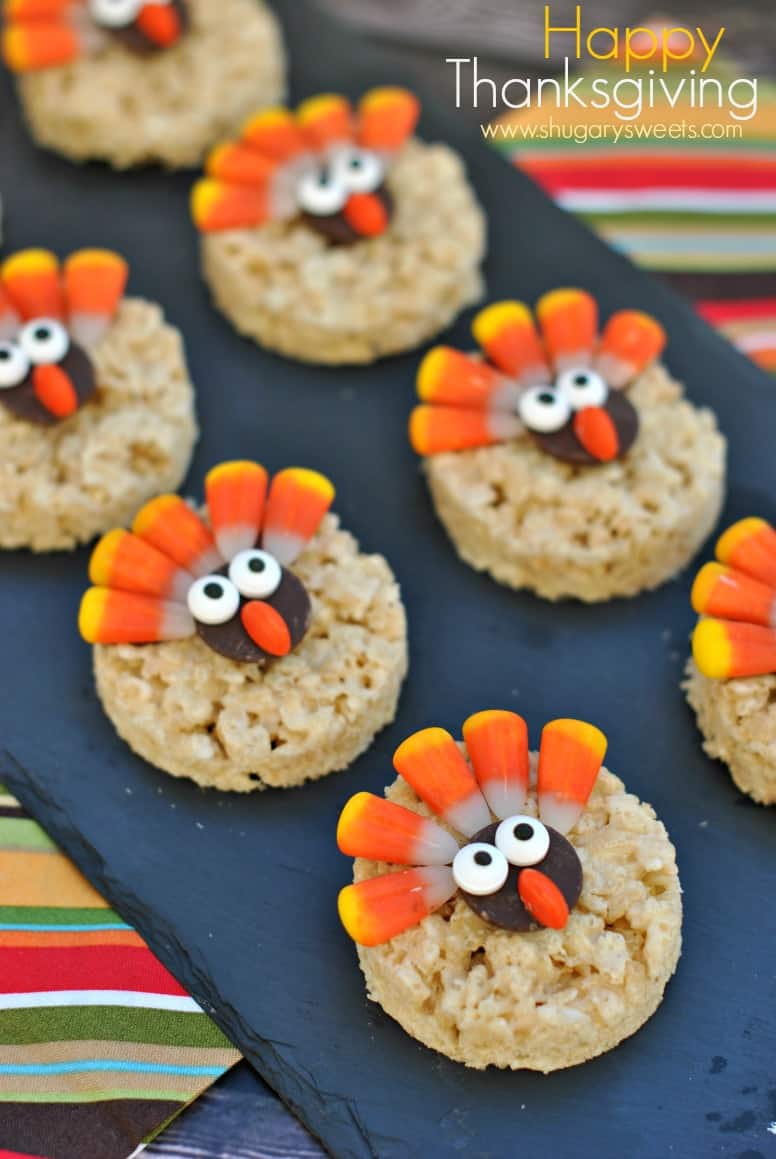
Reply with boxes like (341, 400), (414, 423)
(716, 518), (776, 590)
(409, 404), (522, 457)
(357, 87), (420, 152)
(693, 618), (776, 680)
(692, 563), (776, 628)
(393, 727), (490, 838)
(416, 347), (523, 412)
(1, 250), (64, 321)
(472, 301), (548, 382)
(262, 468), (334, 566)
(205, 460), (268, 560)
(337, 793), (459, 866)
(463, 709), (529, 820)
(298, 94), (353, 150)
(594, 309), (666, 389)
(63, 249), (128, 349)
(537, 718), (607, 835)
(536, 288), (598, 371)
(2, 15), (81, 73)
(79, 589), (193, 646)
(133, 495), (223, 578)
(338, 867), (456, 947)
(89, 530), (192, 603)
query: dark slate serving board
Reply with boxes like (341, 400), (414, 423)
(1, 3), (775, 1157)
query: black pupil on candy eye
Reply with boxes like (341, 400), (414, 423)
(474, 851), (492, 866)
(573, 374), (589, 386)
(0, 349), (10, 361)
(538, 392), (555, 406)
(349, 157), (363, 169)
(248, 558), (266, 573)
(514, 823), (534, 841)
(204, 582), (224, 600)
(34, 327), (50, 342)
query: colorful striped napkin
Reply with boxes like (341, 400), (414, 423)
(489, 56), (776, 372)
(0, 785), (241, 1159)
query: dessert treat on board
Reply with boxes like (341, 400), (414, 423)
(686, 517), (776, 804)
(409, 289), (726, 601)
(2, 0), (286, 168)
(338, 710), (682, 1071)
(191, 87), (486, 364)
(79, 461), (408, 790)
(0, 247), (197, 551)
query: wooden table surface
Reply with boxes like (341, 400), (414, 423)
(147, 1), (773, 1154)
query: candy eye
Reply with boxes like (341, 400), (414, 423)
(495, 815), (550, 867)
(19, 319), (70, 366)
(228, 549), (282, 600)
(517, 386), (572, 433)
(556, 368), (608, 410)
(452, 842), (509, 896)
(0, 342), (31, 389)
(88, 0), (143, 27)
(187, 575), (240, 625)
(330, 147), (384, 194)
(297, 168), (348, 217)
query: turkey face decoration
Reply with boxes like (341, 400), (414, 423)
(79, 461), (335, 667)
(192, 87), (421, 246)
(338, 712), (607, 947)
(410, 288), (667, 467)
(2, 1), (188, 72)
(0, 248), (127, 426)
(691, 516), (776, 682)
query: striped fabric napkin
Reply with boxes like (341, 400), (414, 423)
(0, 784), (241, 1159)
(489, 54), (776, 372)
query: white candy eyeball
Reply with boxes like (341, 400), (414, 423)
(187, 575), (240, 626)
(19, 319), (70, 366)
(556, 367), (608, 410)
(330, 147), (384, 194)
(88, 0), (143, 27)
(0, 341), (30, 389)
(495, 815), (550, 867)
(452, 842), (509, 896)
(228, 549), (282, 600)
(297, 168), (348, 216)
(517, 386), (572, 433)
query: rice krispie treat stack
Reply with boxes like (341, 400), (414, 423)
(686, 517), (776, 805)
(191, 87), (486, 364)
(337, 711), (682, 1070)
(79, 460), (408, 790)
(0, 247), (196, 551)
(410, 289), (726, 601)
(2, 0), (286, 168)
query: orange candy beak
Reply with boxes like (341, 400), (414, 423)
(32, 363), (78, 419)
(518, 868), (570, 929)
(343, 193), (389, 238)
(136, 3), (183, 48)
(241, 601), (292, 656)
(573, 405), (620, 462)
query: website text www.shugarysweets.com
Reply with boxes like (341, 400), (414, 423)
(446, 5), (758, 125)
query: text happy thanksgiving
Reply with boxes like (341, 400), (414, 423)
(447, 5), (758, 122)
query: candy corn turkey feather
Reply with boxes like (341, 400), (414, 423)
(1, 0), (188, 72)
(0, 248), (127, 424)
(410, 289), (666, 465)
(192, 87), (420, 243)
(80, 462), (335, 665)
(692, 517), (776, 680)
(338, 712), (607, 946)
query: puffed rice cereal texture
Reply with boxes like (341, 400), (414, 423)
(93, 514), (408, 790)
(354, 760), (682, 1071)
(684, 659), (776, 805)
(15, 0), (286, 168)
(0, 298), (197, 552)
(423, 363), (726, 601)
(200, 139), (487, 364)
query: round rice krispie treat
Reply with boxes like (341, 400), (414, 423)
(3, 0), (286, 169)
(0, 247), (197, 552)
(191, 87), (486, 364)
(337, 711), (682, 1071)
(409, 288), (726, 601)
(685, 516), (776, 805)
(79, 460), (408, 790)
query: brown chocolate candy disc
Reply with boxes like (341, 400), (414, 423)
(196, 566), (311, 665)
(110, 0), (189, 54)
(302, 187), (394, 247)
(459, 821), (583, 932)
(534, 389), (639, 466)
(0, 343), (96, 427)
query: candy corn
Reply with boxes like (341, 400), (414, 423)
(393, 728), (490, 837)
(463, 710), (529, 820)
(338, 867), (456, 946)
(537, 718), (607, 835)
(337, 793), (459, 866)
